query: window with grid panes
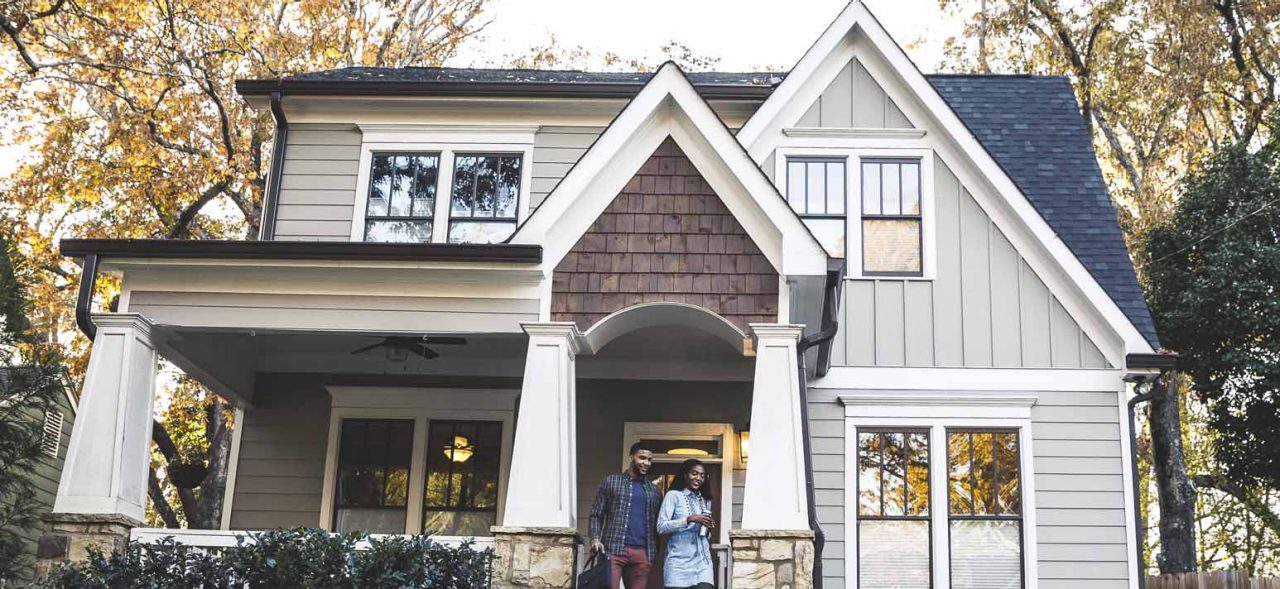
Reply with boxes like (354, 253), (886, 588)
(333, 419), (414, 534)
(860, 159), (922, 275)
(364, 153), (439, 243)
(423, 420), (503, 536)
(947, 430), (1023, 589)
(448, 154), (522, 244)
(857, 430), (931, 589)
(786, 157), (847, 258)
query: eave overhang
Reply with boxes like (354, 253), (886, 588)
(234, 79), (776, 101)
(60, 239), (542, 264)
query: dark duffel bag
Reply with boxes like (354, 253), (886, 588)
(578, 551), (611, 589)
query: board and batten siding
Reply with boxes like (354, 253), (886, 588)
(806, 387), (1131, 589)
(796, 57), (913, 129)
(273, 124), (362, 241)
(833, 158), (1111, 369)
(269, 124), (604, 240)
(229, 375), (331, 529)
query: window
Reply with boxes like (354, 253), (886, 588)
(423, 420), (503, 536)
(786, 157), (846, 257)
(364, 153), (439, 243)
(861, 159), (922, 276)
(448, 154), (522, 244)
(333, 419), (414, 534)
(857, 430), (931, 589)
(948, 431), (1023, 589)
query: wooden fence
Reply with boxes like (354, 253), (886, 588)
(1148, 570), (1280, 589)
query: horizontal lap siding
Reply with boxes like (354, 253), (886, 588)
(806, 387), (1129, 588)
(229, 376), (331, 529)
(839, 158), (1112, 369)
(532, 126), (604, 209)
(273, 124), (361, 241)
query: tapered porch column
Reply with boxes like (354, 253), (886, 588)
(493, 323), (581, 589)
(38, 314), (156, 577)
(734, 324), (815, 589)
(53, 314), (157, 521)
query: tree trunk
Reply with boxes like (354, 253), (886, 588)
(1148, 376), (1198, 573)
(195, 398), (234, 529)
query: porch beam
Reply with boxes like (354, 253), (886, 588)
(53, 314), (158, 522)
(502, 322), (581, 528)
(741, 323), (810, 530)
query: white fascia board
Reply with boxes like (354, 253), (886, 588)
(739, 0), (1153, 360)
(510, 63), (829, 276)
(812, 366), (1125, 392)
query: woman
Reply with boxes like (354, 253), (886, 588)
(657, 458), (716, 589)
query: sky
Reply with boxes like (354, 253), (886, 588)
(0, 1), (966, 176)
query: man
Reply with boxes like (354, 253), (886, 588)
(589, 442), (663, 589)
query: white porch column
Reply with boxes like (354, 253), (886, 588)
(741, 323), (810, 530)
(502, 322), (580, 528)
(53, 314), (157, 522)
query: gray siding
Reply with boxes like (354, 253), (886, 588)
(229, 375), (331, 529)
(128, 291), (540, 334)
(838, 158), (1111, 369)
(531, 126), (604, 209)
(575, 380), (750, 539)
(273, 124), (362, 241)
(10, 395), (76, 583)
(797, 58), (913, 129)
(806, 387), (1130, 589)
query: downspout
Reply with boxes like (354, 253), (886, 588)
(74, 254), (100, 340)
(258, 91), (288, 241)
(1126, 363), (1175, 589)
(794, 261), (844, 589)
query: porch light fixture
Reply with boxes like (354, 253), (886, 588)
(444, 435), (474, 463)
(738, 430), (750, 463)
(667, 448), (710, 457)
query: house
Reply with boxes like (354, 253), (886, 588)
(0, 366), (76, 584)
(39, 2), (1171, 588)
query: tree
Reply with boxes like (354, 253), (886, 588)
(0, 232), (67, 580)
(0, 0), (490, 529)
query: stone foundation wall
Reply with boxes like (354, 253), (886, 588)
(491, 526), (581, 589)
(35, 513), (141, 579)
(730, 530), (815, 589)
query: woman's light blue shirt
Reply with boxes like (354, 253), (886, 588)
(657, 489), (714, 588)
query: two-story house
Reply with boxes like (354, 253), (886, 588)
(40, 2), (1170, 588)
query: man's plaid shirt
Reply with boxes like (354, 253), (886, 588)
(588, 472), (662, 561)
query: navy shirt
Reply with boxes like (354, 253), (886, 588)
(623, 481), (648, 547)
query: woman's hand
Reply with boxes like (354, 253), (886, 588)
(687, 514), (715, 528)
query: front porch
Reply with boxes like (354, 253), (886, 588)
(47, 303), (816, 589)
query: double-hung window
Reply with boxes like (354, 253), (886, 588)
(786, 157), (847, 258)
(947, 431), (1024, 588)
(423, 420), (503, 536)
(860, 158), (923, 276)
(360, 150), (524, 244)
(333, 419), (414, 534)
(857, 430), (931, 588)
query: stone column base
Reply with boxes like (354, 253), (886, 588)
(491, 526), (581, 589)
(35, 513), (142, 579)
(730, 529), (815, 589)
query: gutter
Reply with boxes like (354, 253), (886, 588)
(794, 260), (845, 589)
(258, 92), (287, 240)
(1124, 353), (1177, 589)
(59, 238), (542, 264)
(234, 79), (776, 101)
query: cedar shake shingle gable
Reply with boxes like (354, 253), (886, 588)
(551, 138), (779, 332)
(927, 74), (1160, 348)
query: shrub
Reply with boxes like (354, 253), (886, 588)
(36, 528), (493, 589)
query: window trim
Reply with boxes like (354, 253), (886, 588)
(319, 387), (517, 538)
(350, 134), (534, 244)
(773, 147), (936, 280)
(840, 394), (1039, 589)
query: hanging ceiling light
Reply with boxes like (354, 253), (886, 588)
(667, 448), (710, 456)
(444, 435), (474, 462)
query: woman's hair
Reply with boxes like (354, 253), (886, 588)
(670, 458), (714, 501)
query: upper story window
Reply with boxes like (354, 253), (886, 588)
(448, 154), (522, 244)
(786, 157), (846, 257)
(365, 153), (439, 243)
(860, 159), (922, 276)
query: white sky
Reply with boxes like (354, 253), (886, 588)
(0, 2), (964, 177)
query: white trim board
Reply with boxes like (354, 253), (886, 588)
(737, 1), (1154, 365)
(812, 366), (1125, 392)
(317, 387), (517, 536)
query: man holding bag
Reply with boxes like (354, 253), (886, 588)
(587, 442), (662, 589)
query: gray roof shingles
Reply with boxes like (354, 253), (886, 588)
(274, 67), (1158, 348)
(925, 74), (1158, 348)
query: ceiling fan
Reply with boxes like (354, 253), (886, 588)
(350, 335), (467, 360)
